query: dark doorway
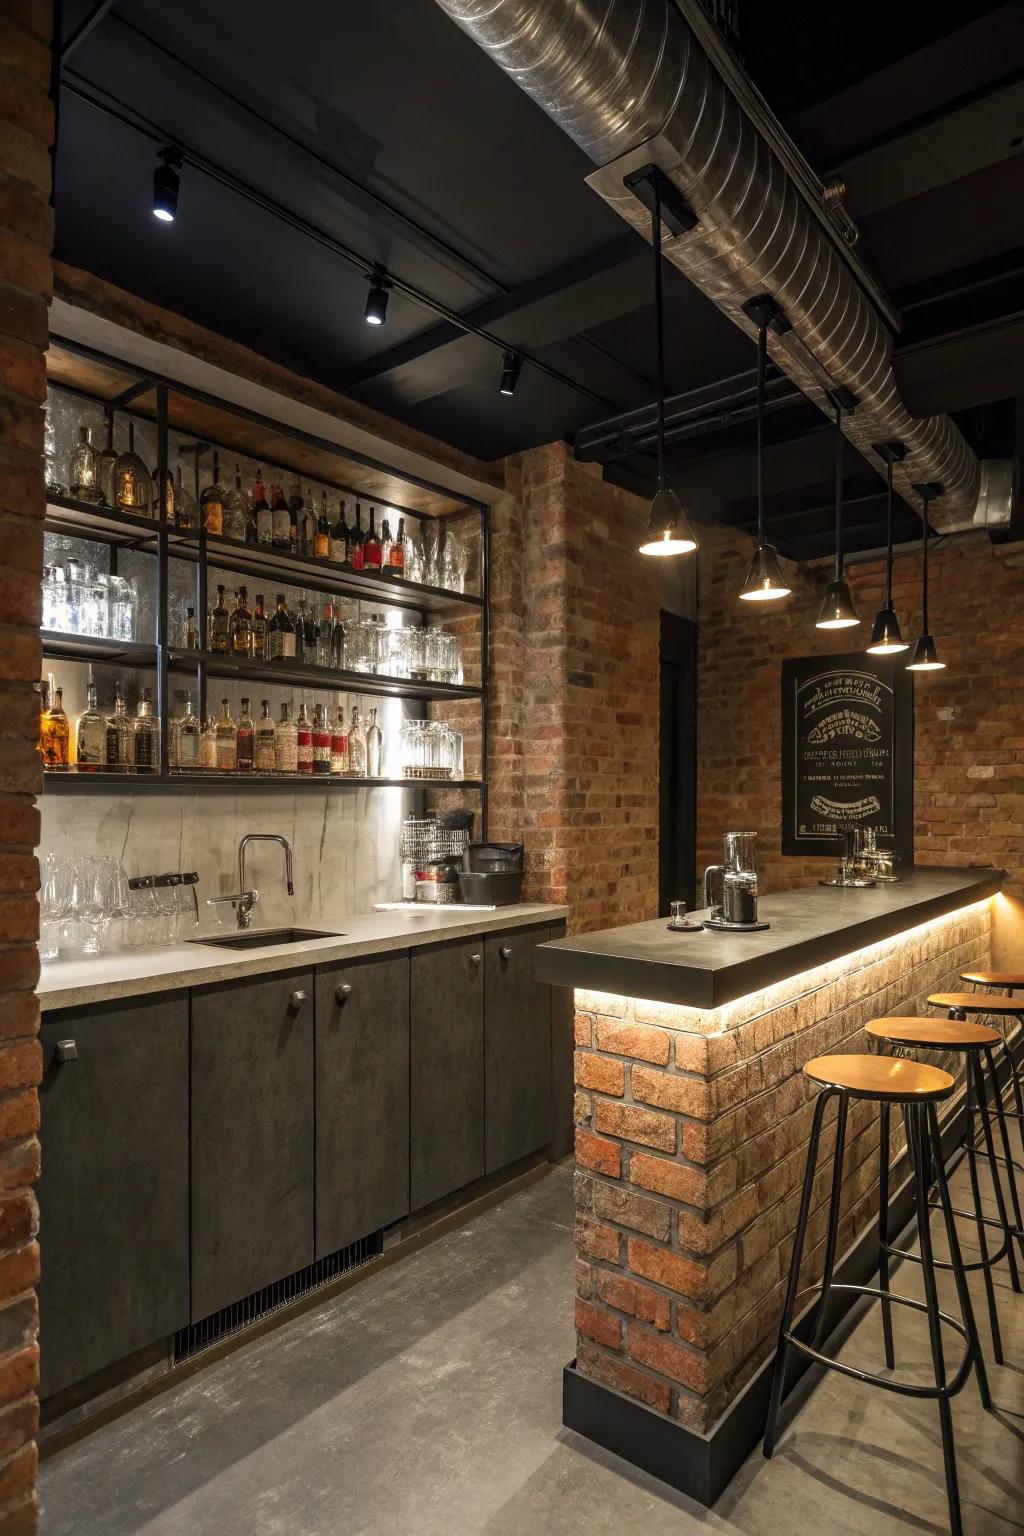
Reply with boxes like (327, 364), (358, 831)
(659, 611), (697, 916)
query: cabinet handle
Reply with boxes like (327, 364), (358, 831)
(55, 1039), (78, 1063)
(470, 953), (481, 965)
(335, 983), (352, 1003)
(499, 945), (512, 961)
(289, 990), (308, 1011)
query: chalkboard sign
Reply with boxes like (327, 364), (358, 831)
(781, 653), (913, 862)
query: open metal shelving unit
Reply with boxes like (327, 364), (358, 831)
(42, 337), (491, 827)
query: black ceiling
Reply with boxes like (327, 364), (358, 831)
(54, 1), (1024, 556)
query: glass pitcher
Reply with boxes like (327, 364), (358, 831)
(703, 831), (760, 924)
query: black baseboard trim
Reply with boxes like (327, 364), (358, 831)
(563, 1069), (998, 1507)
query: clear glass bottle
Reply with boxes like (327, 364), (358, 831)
(174, 695), (201, 770)
(270, 593), (295, 661)
(312, 703), (331, 774)
(75, 680), (106, 772)
(40, 675), (70, 769)
(214, 698), (237, 772)
(346, 703), (367, 776)
(254, 699), (276, 772)
(275, 702), (298, 773)
(295, 598), (309, 665)
(113, 422), (152, 515)
(133, 688), (160, 773)
(365, 705), (383, 777)
(236, 697), (254, 773)
(296, 702), (313, 774)
(70, 425), (102, 504)
(251, 594), (267, 661)
(316, 601), (334, 668)
(199, 716), (218, 770)
(303, 601), (318, 665)
(209, 583), (230, 655)
(270, 482), (291, 550)
(173, 463), (198, 530)
(97, 417), (118, 508)
(105, 686), (133, 770)
(315, 492), (331, 559)
(252, 471), (272, 546)
(330, 705), (347, 774)
(184, 605), (200, 651)
(222, 465), (248, 542)
(229, 586), (252, 656)
(201, 451), (224, 535)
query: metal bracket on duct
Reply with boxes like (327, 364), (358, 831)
(433, 0), (1013, 535)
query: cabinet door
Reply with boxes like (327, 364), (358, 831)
(546, 921), (574, 1159)
(191, 971), (314, 1321)
(484, 926), (553, 1172)
(410, 936), (484, 1209)
(315, 952), (410, 1256)
(39, 995), (189, 1398)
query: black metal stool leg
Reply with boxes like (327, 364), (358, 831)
(763, 1088), (832, 1459)
(960, 1053), (1006, 1362)
(983, 1043), (1024, 1251)
(973, 1053), (1023, 1290)
(877, 1101), (895, 1369)
(811, 1091), (849, 1351)
(927, 1103), (992, 1412)
(912, 1103), (963, 1536)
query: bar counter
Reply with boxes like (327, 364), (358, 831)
(539, 867), (1003, 1504)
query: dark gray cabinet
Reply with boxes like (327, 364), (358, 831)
(410, 936), (484, 1209)
(315, 952), (410, 1256)
(190, 970), (314, 1321)
(484, 925), (553, 1172)
(39, 995), (189, 1398)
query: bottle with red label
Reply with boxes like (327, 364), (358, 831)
(350, 503), (365, 571)
(312, 703), (331, 774)
(363, 507), (383, 571)
(330, 705), (348, 774)
(388, 516), (405, 575)
(296, 702), (313, 774)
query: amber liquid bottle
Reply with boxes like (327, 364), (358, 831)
(40, 677), (70, 770)
(236, 697), (254, 773)
(350, 504), (365, 571)
(251, 594), (268, 660)
(363, 507), (383, 570)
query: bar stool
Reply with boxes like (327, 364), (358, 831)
(865, 1017), (1015, 1365)
(763, 1054), (988, 1536)
(958, 972), (1024, 1128)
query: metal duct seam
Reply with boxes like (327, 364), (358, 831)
(434, 0), (1003, 533)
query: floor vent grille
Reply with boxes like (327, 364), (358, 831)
(173, 1231), (385, 1363)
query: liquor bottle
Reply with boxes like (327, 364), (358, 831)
(201, 452), (224, 535)
(184, 606), (200, 651)
(153, 462), (174, 524)
(287, 480), (303, 557)
(209, 584), (230, 655)
(350, 504), (365, 571)
(173, 464), (198, 530)
(312, 703), (331, 774)
(315, 492), (331, 559)
(301, 490), (317, 558)
(113, 422), (152, 515)
(133, 688), (160, 773)
(254, 699), (276, 772)
(294, 598), (309, 665)
(105, 686), (133, 770)
(331, 610), (347, 670)
(380, 516), (394, 569)
(199, 717), (218, 770)
(347, 704), (367, 776)
(270, 482), (290, 550)
(251, 594), (268, 660)
(229, 586), (252, 657)
(173, 695), (201, 770)
(40, 676), (70, 769)
(316, 601), (334, 668)
(97, 417), (118, 508)
(214, 698), (237, 772)
(296, 702), (313, 774)
(330, 705), (347, 774)
(70, 425), (102, 504)
(363, 507), (382, 570)
(331, 499), (350, 564)
(253, 472), (273, 546)
(222, 465), (248, 542)
(269, 593), (295, 661)
(275, 702), (298, 772)
(236, 697), (254, 773)
(75, 680), (106, 771)
(303, 601), (319, 664)
(365, 705), (383, 777)
(389, 516), (406, 575)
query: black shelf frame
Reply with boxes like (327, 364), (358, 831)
(44, 336), (491, 829)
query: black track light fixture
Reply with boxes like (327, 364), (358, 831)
(739, 295), (791, 602)
(906, 482), (946, 671)
(867, 440), (909, 654)
(152, 147), (182, 223)
(816, 388), (860, 629)
(499, 351), (522, 397)
(364, 267), (390, 326)
(632, 166), (698, 558)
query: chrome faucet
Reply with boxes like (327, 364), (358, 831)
(207, 833), (295, 930)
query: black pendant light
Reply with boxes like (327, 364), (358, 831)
(906, 481), (946, 671)
(816, 390), (860, 629)
(636, 168), (698, 558)
(152, 147), (182, 223)
(739, 297), (790, 602)
(866, 440), (909, 654)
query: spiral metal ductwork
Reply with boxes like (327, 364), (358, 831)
(434, 0), (1003, 533)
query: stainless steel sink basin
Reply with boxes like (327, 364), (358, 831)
(189, 928), (343, 950)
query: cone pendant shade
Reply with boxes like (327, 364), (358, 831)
(739, 542), (790, 600)
(906, 481), (946, 672)
(907, 632), (944, 671)
(867, 604), (907, 654)
(867, 443), (909, 654)
(816, 578), (860, 629)
(639, 486), (698, 556)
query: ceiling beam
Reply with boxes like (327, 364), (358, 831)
(61, 0), (118, 61)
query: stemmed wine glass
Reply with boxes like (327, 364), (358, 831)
(40, 852), (74, 962)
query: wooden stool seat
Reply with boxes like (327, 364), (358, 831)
(804, 1053), (954, 1102)
(929, 991), (1024, 1017)
(866, 1017), (1001, 1051)
(961, 970), (1024, 989)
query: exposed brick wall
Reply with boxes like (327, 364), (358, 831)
(698, 522), (1024, 897)
(573, 899), (991, 1430)
(0, 1), (52, 1529)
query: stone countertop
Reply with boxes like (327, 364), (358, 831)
(535, 867), (1002, 1010)
(40, 903), (568, 1013)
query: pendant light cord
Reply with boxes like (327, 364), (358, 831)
(884, 459), (894, 607)
(756, 323), (767, 546)
(833, 399), (844, 583)
(652, 179), (667, 490)
(921, 499), (929, 632)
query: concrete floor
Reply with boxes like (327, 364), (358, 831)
(40, 1162), (1024, 1535)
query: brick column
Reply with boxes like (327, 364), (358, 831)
(0, 1), (53, 1529)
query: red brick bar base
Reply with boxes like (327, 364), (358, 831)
(569, 897), (992, 1485)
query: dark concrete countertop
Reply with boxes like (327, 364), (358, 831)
(535, 867), (1003, 1010)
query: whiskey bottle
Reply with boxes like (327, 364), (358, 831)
(254, 699), (276, 772)
(184, 606), (200, 651)
(295, 598), (309, 665)
(173, 695), (201, 770)
(105, 686), (133, 770)
(301, 490), (317, 558)
(201, 451), (224, 535)
(271, 482), (291, 550)
(113, 422), (152, 515)
(70, 425), (101, 504)
(75, 680), (106, 772)
(214, 698), (237, 772)
(350, 503), (365, 571)
(221, 464), (248, 542)
(40, 676), (70, 769)
(209, 583), (230, 655)
(363, 508), (383, 571)
(269, 594), (295, 661)
(236, 697), (254, 773)
(133, 688), (160, 773)
(275, 702), (298, 773)
(331, 499), (350, 564)
(251, 594), (268, 660)
(303, 600), (319, 664)
(253, 472), (273, 546)
(296, 702), (313, 774)
(316, 601), (335, 668)
(199, 716), (218, 770)
(229, 586), (252, 656)
(315, 492), (331, 559)
(389, 516), (406, 574)
(312, 703), (331, 775)
(330, 705), (347, 774)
